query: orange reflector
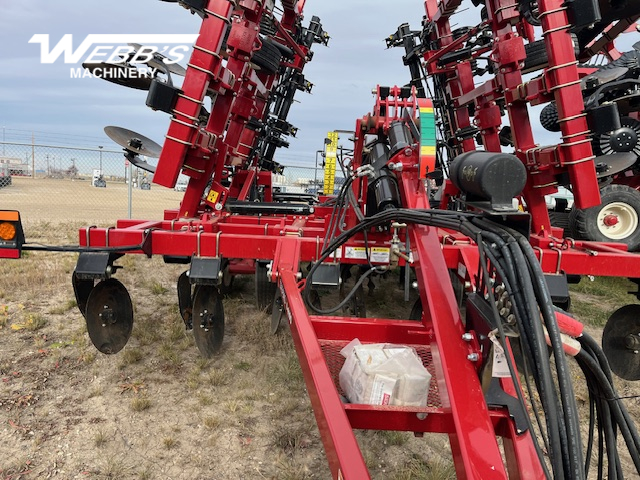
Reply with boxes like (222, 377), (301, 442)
(0, 211), (19, 222)
(0, 222), (16, 241)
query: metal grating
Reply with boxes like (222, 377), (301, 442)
(319, 340), (442, 408)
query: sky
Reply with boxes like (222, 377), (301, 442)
(0, 0), (427, 166)
(0, 1), (637, 168)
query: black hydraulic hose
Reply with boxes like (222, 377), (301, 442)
(476, 235), (552, 479)
(580, 333), (640, 457)
(472, 218), (568, 478)
(507, 239), (568, 479)
(584, 378), (596, 476)
(519, 244), (584, 479)
(480, 241), (551, 454)
(575, 350), (640, 472)
(304, 266), (378, 315)
(482, 219), (584, 479)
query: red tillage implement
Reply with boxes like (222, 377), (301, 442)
(3, 0), (640, 478)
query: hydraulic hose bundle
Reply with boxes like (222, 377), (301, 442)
(304, 207), (640, 479)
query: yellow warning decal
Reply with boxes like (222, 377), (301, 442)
(207, 190), (220, 204)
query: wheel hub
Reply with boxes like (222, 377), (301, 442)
(597, 201), (640, 240)
(603, 214), (619, 227)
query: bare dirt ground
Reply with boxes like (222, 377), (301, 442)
(0, 177), (184, 225)
(0, 179), (639, 479)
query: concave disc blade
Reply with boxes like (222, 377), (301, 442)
(104, 126), (162, 158)
(603, 304), (640, 381)
(192, 285), (225, 357)
(85, 278), (134, 354)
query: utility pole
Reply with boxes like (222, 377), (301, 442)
(99, 145), (103, 174)
(31, 132), (35, 179)
(46, 154), (50, 177)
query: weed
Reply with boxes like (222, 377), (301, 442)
(137, 468), (153, 480)
(198, 393), (214, 406)
(223, 399), (242, 413)
(167, 321), (186, 342)
(159, 341), (180, 365)
(119, 348), (144, 368)
(390, 455), (456, 480)
(203, 415), (221, 430)
(78, 349), (97, 364)
(94, 429), (109, 447)
(130, 395), (152, 412)
(88, 385), (104, 398)
(0, 304), (8, 328)
(48, 299), (77, 315)
(234, 361), (252, 371)
(150, 281), (168, 295)
(195, 356), (212, 371)
(11, 312), (47, 331)
(271, 422), (314, 454)
(163, 437), (178, 449)
(267, 352), (305, 390)
(186, 369), (201, 391)
(377, 430), (409, 447)
(98, 455), (133, 479)
(208, 368), (230, 387)
(273, 456), (314, 480)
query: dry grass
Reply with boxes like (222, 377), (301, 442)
(0, 213), (639, 478)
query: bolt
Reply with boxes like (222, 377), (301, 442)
(462, 333), (473, 342)
(467, 353), (479, 362)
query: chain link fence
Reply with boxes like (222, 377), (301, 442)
(0, 142), (337, 225)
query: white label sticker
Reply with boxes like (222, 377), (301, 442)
(457, 262), (467, 279)
(489, 332), (511, 378)
(343, 247), (390, 263)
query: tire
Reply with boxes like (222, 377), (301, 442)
(259, 15), (277, 36)
(255, 261), (277, 313)
(523, 35), (579, 74)
(549, 210), (571, 231)
(252, 37), (282, 75)
(540, 103), (560, 132)
(523, 40), (549, 73)
(569, 184), (640, 251)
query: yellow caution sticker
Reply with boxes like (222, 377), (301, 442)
(207, 190), (220, 204)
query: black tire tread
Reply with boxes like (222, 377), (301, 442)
(540, 102), (560, 132)
(252, 37), (282, 75)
